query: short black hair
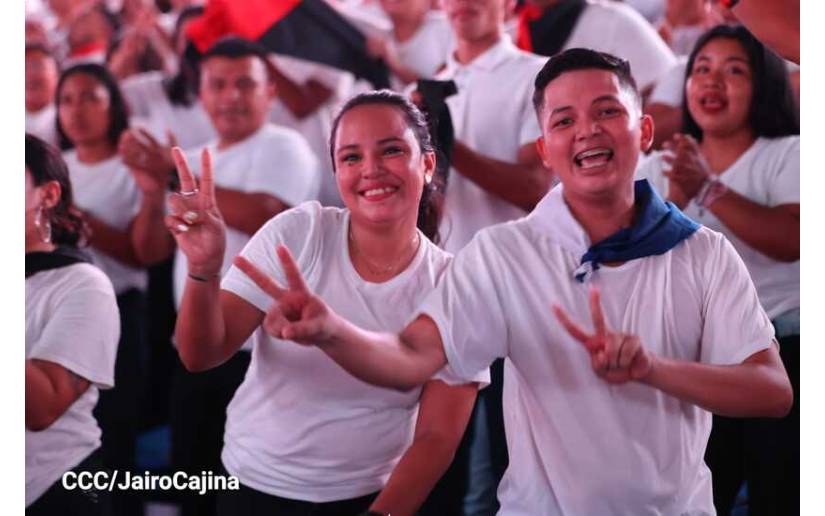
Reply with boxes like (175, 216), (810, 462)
(532, 48), (641, 117)
(682, 24), (799, 140)
(56, 63), (131, 151)
(200, 36), (275, 79)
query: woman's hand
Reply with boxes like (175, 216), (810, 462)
(553, 288), (654, 384)
(662, 133), (713, 201)
(166, 147), (226, 277)
(234, 245), (342, 346)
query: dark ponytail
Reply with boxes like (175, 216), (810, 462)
(329, 90), (443, 244)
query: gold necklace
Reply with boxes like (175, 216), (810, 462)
(348, 227), (421, 277)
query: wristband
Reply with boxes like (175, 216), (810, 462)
(188, 272), (219, 282)
(695, 176), (728, 215)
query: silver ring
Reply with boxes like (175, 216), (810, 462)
(179, 189), (199, 197)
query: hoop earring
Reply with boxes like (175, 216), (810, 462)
(34, 206), (52, 244)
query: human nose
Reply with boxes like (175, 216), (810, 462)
(575, 117), (603, 141)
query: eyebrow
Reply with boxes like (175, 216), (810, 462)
(695, 55), (750, 65)
(548, 95), (622, 116)
(336, 136), (405, 154)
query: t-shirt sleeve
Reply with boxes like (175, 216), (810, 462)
(610, 5), (676, 90)
(699, 233), (775, 365)
(518, 63), (544, 147)
(648, 60), (687, 107)
(415, 231), (509, 383)
(28, 268), (120, 389)
(764, 137), (800, 206)
(221, 202), (321, 312)
(251, 131), (321, 207)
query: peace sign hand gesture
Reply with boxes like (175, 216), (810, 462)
(552, 288), (654, 384)
(234, 245), (341, 347)
(166, 147), (226, 277)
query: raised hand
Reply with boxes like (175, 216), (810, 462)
(119, 127), (176, 194)
(552, 288), (653, 384)
(233, 245), (340, 346)
(166, 147), (226, 277)
(661, 133), (713, 201)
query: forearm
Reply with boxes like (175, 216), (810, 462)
(270, 69), (332, 119)
(175, 277), (233, 371)
(25, 361), (59, 431)
(370, 436), (456, 515)
(132, 193), (175, 264)
(451, 141), (550, 212)
(322, 318), (444, 391)
(643, 353), (793, 417)
(708, 191), (799, 261)
(215, 188), (288, 236)
(85, 215), (143, 267)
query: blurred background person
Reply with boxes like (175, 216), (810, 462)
(26, 44), (61, 147)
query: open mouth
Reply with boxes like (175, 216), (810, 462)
(699, 93), (728, 112)
(574, 148), (614, 169)
(360, 186), (399, 201)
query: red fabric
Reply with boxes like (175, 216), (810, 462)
(186, 0), (303, 52)
(516, 4), (545, 52)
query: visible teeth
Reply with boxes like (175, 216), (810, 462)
(577, 149), (610, 160)
(574, 148), (613, 168)
(363, 187), (397, 197)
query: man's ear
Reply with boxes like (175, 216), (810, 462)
(639, 113), (655, 153)
(535, 137), (552, 170)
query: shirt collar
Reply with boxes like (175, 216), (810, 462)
(443, 34), (520, 76)
(528, 183), (591, 257)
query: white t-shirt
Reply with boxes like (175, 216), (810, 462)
(564, 1), (677, 91)
(648, 58), (687, 107)
(64, 151), (148, 294)
(436, 35), (546, 253)
(26, 105), (59, 148)
(220, 201), (488, 502)
(636, 136), (800, 319)
(173, 123), (321, 333)
(268, 55), (354, 207)
(388, 10), (454, 86)
(418, 184), (775, 515)
(26, 262), (120, 506)
(121, 71), (217, 150)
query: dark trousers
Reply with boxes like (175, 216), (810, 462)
(27, 449), (112, 516)
(216, 482), (378, 516)
(170, 351), (251, 516)
(705, 334), (800, 516)
(93, 289), (147, 516)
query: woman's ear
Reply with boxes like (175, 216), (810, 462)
(39, 180), (62, 210)
(423, 151), (436, 183)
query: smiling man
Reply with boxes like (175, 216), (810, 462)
(250, 48), (794, 515)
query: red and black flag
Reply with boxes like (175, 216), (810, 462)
(186, 0), (391, 89)
(516, 0), (587, 56)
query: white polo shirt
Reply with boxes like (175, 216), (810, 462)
(418, 184), (774, 515)
(564, 1), (676, 91)
(436, 35), (546, 253)
(173, 124), (320, 352)
(636, 136), (800, 320)
(121, 71), (217, 150)
(63, 151), (148, 295)
(26, 262), (120, 506)
(220, 201), (488, 501)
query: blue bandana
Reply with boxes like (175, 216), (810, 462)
(574, 180), (700, 282)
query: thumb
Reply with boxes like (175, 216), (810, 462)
(282, 319), (324, 343)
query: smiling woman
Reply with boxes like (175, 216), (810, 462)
(635, 24), (800, 516)
(169, 90), (484, 516)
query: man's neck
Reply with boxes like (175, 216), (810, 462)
(699, 129), (756, 174)
(563, 185), (636, 245)
(454, 32), (501, 65)
(76, 141), (116, 164)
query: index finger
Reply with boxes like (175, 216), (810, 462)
(552, 304), (591, 344)
(589, 288), (608, 336)
(135, 127), (161, 149)
(171, 146), (197, 193)
(234, 255), (285, 300)
(276, 245), (309, 293)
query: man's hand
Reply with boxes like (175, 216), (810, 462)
(553, 288), (654, 384)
